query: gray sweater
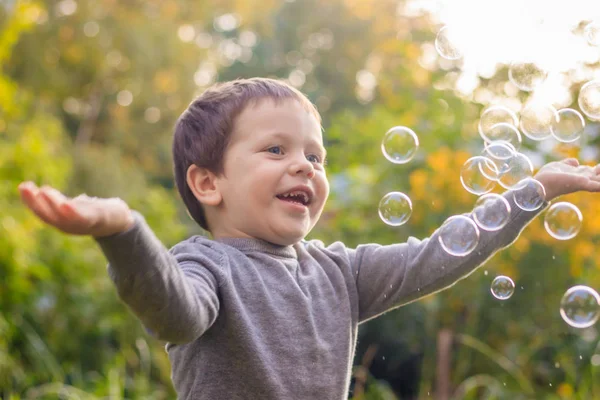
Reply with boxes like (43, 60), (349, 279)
(95, 192), (546, 400)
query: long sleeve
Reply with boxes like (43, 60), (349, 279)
(348, 191), (548, 322)
(94, 211), (222, 344)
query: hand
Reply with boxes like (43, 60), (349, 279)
(534, 158), (600, 201)
(18, 181), (135, 238)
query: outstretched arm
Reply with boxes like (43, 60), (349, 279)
(351, 159), (600, 322)
(18, 182), (220, 344)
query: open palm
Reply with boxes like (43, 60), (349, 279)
(534, 158), (600, 200)
(18, 182), (134, 238)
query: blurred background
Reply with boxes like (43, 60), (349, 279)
(2, 0), (600, 398)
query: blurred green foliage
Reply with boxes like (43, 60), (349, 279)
(1, 0), (599, 398)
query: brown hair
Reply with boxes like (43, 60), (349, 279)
(172, 77), (321, 231)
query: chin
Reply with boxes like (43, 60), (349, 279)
(272, 235), (305, 246)
(270, 229), (309, 246)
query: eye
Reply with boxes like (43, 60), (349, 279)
(306, 154), (321, 163)
(267, 146), (282, 155)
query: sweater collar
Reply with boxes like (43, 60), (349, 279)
(215, 237), (298, 259)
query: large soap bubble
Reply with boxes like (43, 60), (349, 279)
(551, 108), (585, 143)
(578, 80), (600, 121)
(438, 215), (480, 257)
(460, 156), (498, 195)
(381, 126), (419, 164)
(478, 106), (519, 139)
(519, 102), (557, 141)
(435, 26), (462, 60)
(512, 178), (546, 211)
(481, 123), (522, 151)
(560, 285), (600, 328)
(584, 21), (600, 47)
(544, 202), (582, 240)
(508, 62), (547, 92)
(378, 192), (412, 226)
(473, 193), (511, 231)
(481, 141), (516, 178)
(497, 152), (534, 190)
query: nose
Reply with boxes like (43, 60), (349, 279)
(289, 154), (315, 178)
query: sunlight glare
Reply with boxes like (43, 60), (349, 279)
(404, 0), (600, 99)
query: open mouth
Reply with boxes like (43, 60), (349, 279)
(276, 191), (311, 206)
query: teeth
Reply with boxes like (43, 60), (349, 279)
(281, 190), (309, 204)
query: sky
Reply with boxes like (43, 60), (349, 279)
(404, 0), (600, 102)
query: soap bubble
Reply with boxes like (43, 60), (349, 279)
(439, 215), (480, 257)
(560, 285), (600, 328)
(381, 126), (419, 164)
(513, 178), (546, 211)
(460, 156), (498, 195)
(578, 80), (600, 121)
(551, 108), (585, 143)
(519, 102), (557, 141)
(435, 26), (462, 60)
(473, 193), (511, 231)
(478, 106), (519, 139)
(498, 152), (534, 190)
(491, 275), (515, 300)
(544, 202), (582, 240)
(378, 192), (412, 226)
(481, 141), (516, 178)
(508, 62), (547, 92)
(481, 123), (522, 151)
(584, 21), (600, 46)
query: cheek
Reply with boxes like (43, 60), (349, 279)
(319, 173), (330, 193)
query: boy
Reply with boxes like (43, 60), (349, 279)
(19, 78), (600, 399)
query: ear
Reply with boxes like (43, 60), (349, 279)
(186, 164), (223, 206)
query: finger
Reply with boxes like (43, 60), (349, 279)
(24, 189), (61, 226)
(562, 158), (579, 167)
(39, 186), (70, 219)
(18, 181), (38, 195)
(585, 180), (600, 192)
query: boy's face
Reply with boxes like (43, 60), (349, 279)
(213, 98), (329, 246)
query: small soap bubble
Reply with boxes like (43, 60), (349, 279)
(551, 108), (585, 143)
(544, 202), (582, 240)
(491, 275), (515, 300)
(378, 192), (413, 226)
(560, 285), (600, 328)
(519, 102), (557, 141)
(478, 106), (519, 139)
(508, 62), (547, 92)
(460, 156), (498, 195)
(578, 80), (600, 121)
(481, 123), (522, 151)
(473, 193), (511, 231)
(434, 26), (462, 60)
(497, 152), (534, 190)
(438, 215), (480, 257)
(584, 21), (600, 46)
(381, 126), (419, 164)
(513, 178), (546, 211)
